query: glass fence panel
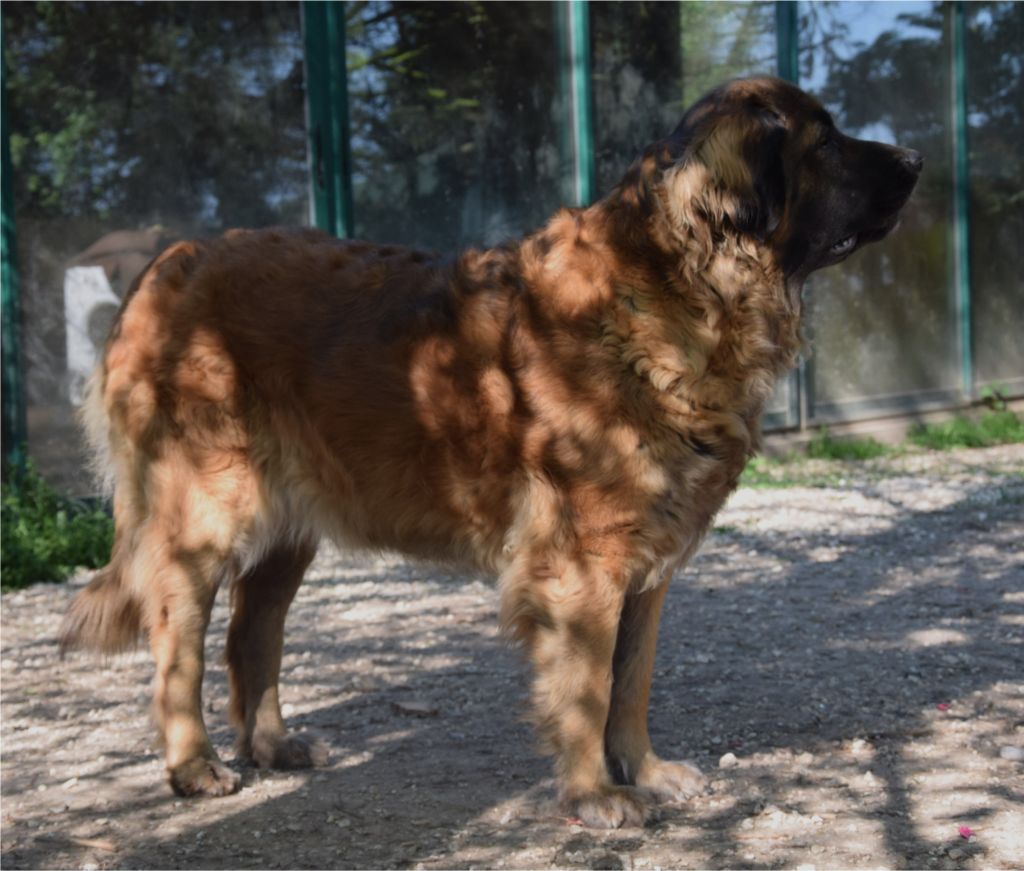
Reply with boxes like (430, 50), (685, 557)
(590, 1), (776, 195)
(345, 1), (570, 251)
(965, 1), (1024, 396)
(798, 1), (959, 420)
(4, 1), (308, 491)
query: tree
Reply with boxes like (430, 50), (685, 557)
(3, 1), (309, 489)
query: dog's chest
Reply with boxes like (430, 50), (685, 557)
(634, 422), (751, 569)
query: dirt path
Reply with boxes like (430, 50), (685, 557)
(2, 445), (1022, 870)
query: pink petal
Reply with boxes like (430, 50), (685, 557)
(959, 825), (974, 839)
(937, 703), (950, 711)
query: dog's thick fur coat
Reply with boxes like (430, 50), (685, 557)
(61, 77), (921, 826)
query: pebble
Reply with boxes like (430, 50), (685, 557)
(718, 752), (738, 769)
(391, 700), (439, 718)
(998, 745), (1023, 761)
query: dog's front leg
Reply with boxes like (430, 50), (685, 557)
(503, 552), (650, 828)
(604, 579), (706, 803)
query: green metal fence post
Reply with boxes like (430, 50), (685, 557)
(775, 1), (799, 85)
(775, 0), (803, 430)
(557, 0), (595, 207)
(951, 0), (973, 399)
(2, 19), (27, 475)
(302, 0), (355, 238)
(568, 0), (595, 206)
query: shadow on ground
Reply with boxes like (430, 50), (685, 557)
(2, 471), (1022, 869)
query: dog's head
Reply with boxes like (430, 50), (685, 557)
(637, 77), (922, 285)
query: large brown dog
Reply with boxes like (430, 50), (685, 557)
(61, 77), (920, 827)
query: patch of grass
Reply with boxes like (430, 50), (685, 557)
(1, 463), (113, 590)
(740, 410), (1023, 490)
(806, 427), (890, 461)
(739, 456), (847, 489)
(908, 410), (1024, 451)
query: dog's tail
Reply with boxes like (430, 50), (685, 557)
(59, 560), (143, 655)
(60, 369), (143, 655)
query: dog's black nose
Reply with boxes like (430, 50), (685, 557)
(900, 149), (924, 174)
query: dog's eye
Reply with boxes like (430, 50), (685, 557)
(817, 130), (833, 149)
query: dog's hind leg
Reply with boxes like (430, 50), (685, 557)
(604, 580), (706, 803)
(140, 522), (242, 797)
(66, 457), (245, 796)
(115, 447), (257, 797)
(226, 541), (327, 770)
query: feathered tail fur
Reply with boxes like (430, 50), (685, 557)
(59, 371), (142, 655)
(59, 562), (142, 655)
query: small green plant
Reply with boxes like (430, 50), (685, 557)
(979, 383), (1009, 411)
(806, 427), (889, 461)
(908, 410), (1024, 451)
(1, 463), (113, 590)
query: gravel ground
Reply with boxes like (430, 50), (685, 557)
(2, 444), (1022, 870)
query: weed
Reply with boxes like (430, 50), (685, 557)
(1, 463), (113, 590)
(979, 383), (1009, 411)
(908, 410), (1024, 451)
(806, 427), (889, 461)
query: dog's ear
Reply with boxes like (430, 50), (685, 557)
(679, 107), (788, 242)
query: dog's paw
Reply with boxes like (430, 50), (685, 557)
(635, 757), (706, 803)
(564, 785), (653, 829)
(251, 731), (329, 770)
(168, 757), (241, 797)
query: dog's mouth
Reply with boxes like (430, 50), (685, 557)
(829, 234), (857, 256)
(830, 215), (903, 259)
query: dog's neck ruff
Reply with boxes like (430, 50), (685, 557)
(596, 181), (802, 453)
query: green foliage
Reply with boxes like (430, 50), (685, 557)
(742, 410), (1024, 489)
(1, 463), (113, 590)
(4, 2), (308, 230)
(980, 384), (1009, 412)
(908, 410), (1024, 451)
(806, 428), (890, 461)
